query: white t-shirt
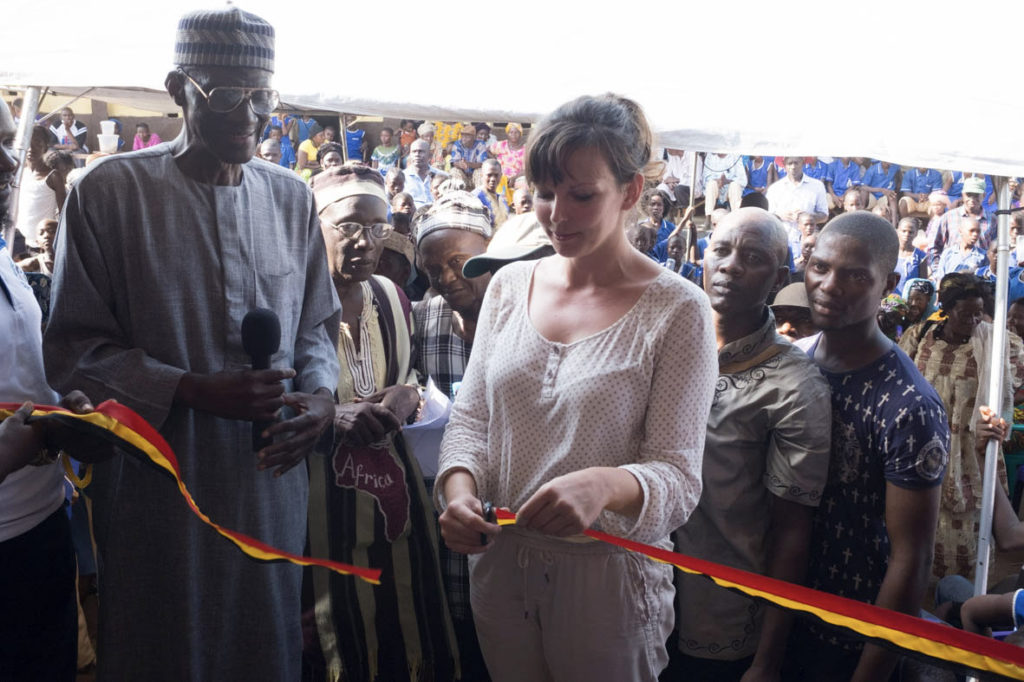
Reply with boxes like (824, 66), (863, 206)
(0, 241), (63, 542)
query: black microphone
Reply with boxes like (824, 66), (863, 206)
(241, 308), (281, 452)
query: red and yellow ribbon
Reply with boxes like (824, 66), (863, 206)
(494, 508), (1024, 680)
(0, 401), (381, 585)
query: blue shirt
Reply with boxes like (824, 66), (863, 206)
(403, 168), (437, 208)
(977, 265), (1024, 307)
(861, 161), (899, 198)
(935, 244), (987, 280)
(828, 159), (864, 196)
(744, 157), (772, 195)
(345, 129), (364, 162)
(946, 171), (964, 202)
(900, 168), (943, 195)
(895, 249), (926, 294)
(803, 339), (948, 649)
(804, 159), (829, 181)
(450, 140), (489, 166)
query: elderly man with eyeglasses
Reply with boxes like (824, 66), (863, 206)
(43, 8), (340, 681)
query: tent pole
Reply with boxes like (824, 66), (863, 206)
(973, 177), (1011, 600)
(12, 86), (42, 190)
(340, 113), (349, 163)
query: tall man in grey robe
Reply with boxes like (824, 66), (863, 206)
(670, 208), (832, 681)
(43, 9), (340, 681)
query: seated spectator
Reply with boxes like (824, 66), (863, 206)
(896, 217), (928, 292)
(662, 148), (703, 208)
(371, 126), (401, 173)
(258, 138), (281, 165)
(743, 155), (775, 196)
(928, 177), (991, 264)
(841, 187), (864, 213)
(48, 107), (87, 152)
(922, 190), (951, 254)
(771, 283), (817, 341)
(640, 188), (676, 242)
(317, 141), (344, 171)
(132, 122), (162, 150)
(825, 157), (864, 211)
(702, 153), (747, 214)
(766, 157), (828, 239)
(294, 122), (324, 177)
(449, 123), (488, 180)
(474, 159), (510, 229)
(943, 170), (966, 205)
(431, 171), (451, 201)
(898, 166), (944, 218)
(16, 219), (57, 275)
(801, 156), (829, 181)
(474, 122), (496, 148)
(933, 216), (987, 281)
(512, 187), (533, 214)
(488, 122), (526, 181)
(860, 158), (899, 209)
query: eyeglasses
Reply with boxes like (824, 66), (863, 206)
(178, 69), (280, 116)
(325, 222), (393, 240)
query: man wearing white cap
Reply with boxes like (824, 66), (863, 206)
(43, 8), (340, 680)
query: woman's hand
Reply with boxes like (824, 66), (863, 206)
(977, 405), (1009, 443)
(334, 401), (402, 447)
(517, 469), (612, 537)
(440, 470), (499, 554)
(439, 492), (500, 554)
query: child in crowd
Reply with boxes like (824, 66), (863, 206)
(132, 123), (162, 150)
(371, 127), (401, 173)
(399, 119), (418, 156)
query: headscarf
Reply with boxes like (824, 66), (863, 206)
(311, 164), (388, 215)
(505, 122), (523, 135)
(903, 278), (938, 321)
(413, 190), (493, 246)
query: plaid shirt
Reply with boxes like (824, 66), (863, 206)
(412, 296), (474, 620)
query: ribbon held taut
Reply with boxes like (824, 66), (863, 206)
(0, 401), (381, 585)
(493, 508), (1024, 680)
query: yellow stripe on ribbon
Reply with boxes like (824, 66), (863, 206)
(494, 509), (1024, 680)
(2, 402), (381, 584)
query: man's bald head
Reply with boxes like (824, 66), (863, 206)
(715, 207), (790, 267)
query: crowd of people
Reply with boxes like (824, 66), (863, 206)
(5, 6), (1024, 682)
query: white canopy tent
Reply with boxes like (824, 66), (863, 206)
(3, 0), (1024, 176)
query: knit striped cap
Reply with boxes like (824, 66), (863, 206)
(414, 191), (493, 246)
(174, 7), (275, 73)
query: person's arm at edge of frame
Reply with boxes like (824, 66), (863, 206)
(850, 481), (941, 682)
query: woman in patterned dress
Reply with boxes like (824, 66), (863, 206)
(899, 273), (1024, 585)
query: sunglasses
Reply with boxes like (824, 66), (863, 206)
(325, 222), (392, 240)
(178, 69), (280, 116)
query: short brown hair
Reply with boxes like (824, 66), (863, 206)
(525, 94), (659, 188)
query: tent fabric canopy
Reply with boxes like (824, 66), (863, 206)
(3, 0), (1024, 176)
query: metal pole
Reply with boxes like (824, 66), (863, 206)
(973, 177), (1012, 598)
(12, 86), (42, 191)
